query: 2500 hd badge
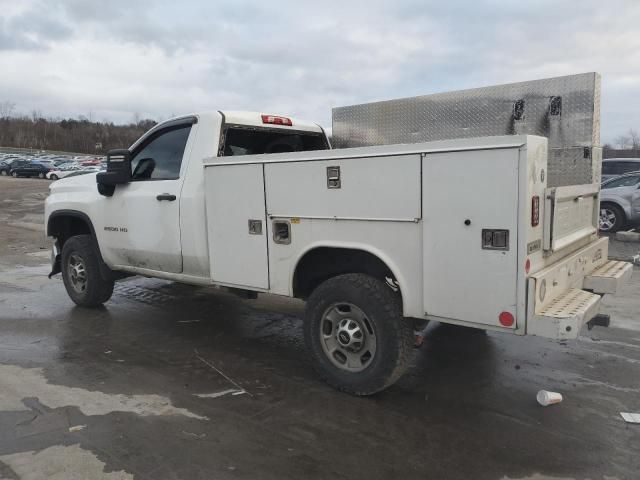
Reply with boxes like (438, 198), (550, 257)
(104, 226), (128, 232)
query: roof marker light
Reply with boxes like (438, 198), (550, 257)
(261, 114), (292, 126)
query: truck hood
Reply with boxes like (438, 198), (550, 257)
(48, 172), (99, 195)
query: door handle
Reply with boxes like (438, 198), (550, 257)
(156, 193), (176, 201)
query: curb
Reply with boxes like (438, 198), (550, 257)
(615, 230), (640, 243)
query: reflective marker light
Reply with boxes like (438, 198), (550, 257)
(531, 196), (540, 226)
(499, 311), (515, 327)
(261, 114), (293, 126)
(525, 258), (531, 274)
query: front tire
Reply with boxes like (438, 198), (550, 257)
(1, 170), (7, 176)
(50, 174), (58, 180)
(304, 273), (414, 395)
(61, 235), (114, 307)
(599, 203), (625, 233)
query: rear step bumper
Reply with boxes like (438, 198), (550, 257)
(583, 260), (633, 294)
(528, 288), (601, 340)
(527, 240), (633, 340)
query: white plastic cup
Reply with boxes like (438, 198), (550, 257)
(537, 390), (563, 406)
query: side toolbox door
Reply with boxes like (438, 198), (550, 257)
(205, 163), (269, 290)
(422, 148), (520, 328)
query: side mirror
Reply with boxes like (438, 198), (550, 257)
(96, 149), (132, 197)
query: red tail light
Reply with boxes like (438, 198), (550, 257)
(499, 311), (515, 327)
(261, 114), (292, 126)
(531, 196), (540, 226)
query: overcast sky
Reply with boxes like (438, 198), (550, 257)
(0, 0), (638, 143)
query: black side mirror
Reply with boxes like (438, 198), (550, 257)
(97, 149), (132, 197)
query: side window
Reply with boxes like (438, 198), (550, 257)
(602, 175), (640, 189)
(611, 162), (627, 175)
(602, 162), (614, 175)
(621, 162), (640, 174)
(130, 125), (192, 181)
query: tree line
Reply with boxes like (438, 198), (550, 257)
(0, 101), (156, 155)
(603, 129), (640, 150)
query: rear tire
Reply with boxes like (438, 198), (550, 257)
(11, 171), (17, 178)
(304, 273), (414, 395)
(38, 172), (45, 179)
(61, 235), (114, 307)
(599, 203), (625, 233)
(50, 174), (58, 180)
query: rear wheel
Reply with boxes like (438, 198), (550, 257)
(304, 273), (414, 395)
(50, 174), (58, 180)
(11, 171), (17, 178)
(38, 172), (45, 179)
(61, 235), (114, 307)
(599, 203), (625, 233)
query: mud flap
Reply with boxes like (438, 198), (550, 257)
(48, 241), (61, 278)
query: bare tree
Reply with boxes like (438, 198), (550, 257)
(628, 129), (640, 149)
(0, 101), (15, 119)
(614, 134), (630, 149)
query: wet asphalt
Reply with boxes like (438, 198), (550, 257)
(0, 178), (639, 479)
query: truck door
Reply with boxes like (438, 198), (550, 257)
(99, 121), (196, 273)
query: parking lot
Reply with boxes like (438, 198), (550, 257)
(0, 176), (639, 479)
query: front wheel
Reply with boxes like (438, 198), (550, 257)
(0, 170), (7, 176)
(304, 273), (414, 395)
(61, 235), (114, 307)
(50, 174), (58, 180)
(599, 203), (625, 233)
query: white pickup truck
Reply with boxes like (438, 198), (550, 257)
(45, 108), (632, 395)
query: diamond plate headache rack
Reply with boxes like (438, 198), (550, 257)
(332, 72), (601, 187)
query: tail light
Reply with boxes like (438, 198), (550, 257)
(261, 114), (292, 126)
(531, 196), (540, 226)
(499, 311), (515, 327)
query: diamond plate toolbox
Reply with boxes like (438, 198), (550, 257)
(332, 72), (601, 187)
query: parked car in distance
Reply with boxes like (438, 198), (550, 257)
(48, 165), (104, 180)
(602, 158), (640, 182)
(79, 158), (102, 166)
(62, 169), (101, 179)
(599, 171), (640, 232)
(33, 159), (56, 167)
(47, 165), (80, 180)
(9, 160), (51, 178)
(0, 161), (11, 176)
